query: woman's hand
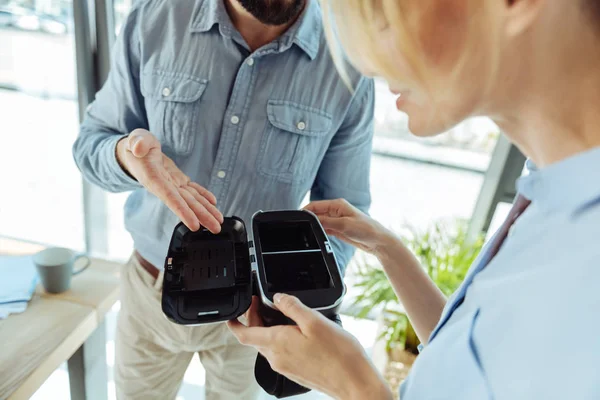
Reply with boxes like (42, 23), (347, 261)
(307, 200), (446, 345)
(227, 295), (393, 400)
(305, 199), (394, 256)
(116, 129), (223, 233)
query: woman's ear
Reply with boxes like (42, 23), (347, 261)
(503, 0), (546, 36)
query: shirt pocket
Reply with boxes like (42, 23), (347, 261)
(401, 308), (494, 400)
(257, 100), (333, 185)
(141, 70), (208, 155)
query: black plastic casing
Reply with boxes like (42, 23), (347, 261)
(161, 210), (345, 325)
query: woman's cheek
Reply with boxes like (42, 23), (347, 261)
(415, 0), (469, 67)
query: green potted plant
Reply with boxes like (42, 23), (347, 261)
(351, 219), (485, 394)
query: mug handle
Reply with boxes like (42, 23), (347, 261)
(73, 254), (91, 275)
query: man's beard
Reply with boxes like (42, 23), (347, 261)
(236, 0), (306, 26)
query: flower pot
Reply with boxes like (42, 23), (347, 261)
(371, 314), (417, 399)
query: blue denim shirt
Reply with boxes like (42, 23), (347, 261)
(73, 0), (374, 270)
(401, 147), (600, 399)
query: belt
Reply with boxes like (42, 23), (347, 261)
(134, 250), (159, 280)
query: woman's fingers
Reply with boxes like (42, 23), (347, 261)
(303, 200), (331, 215)
(227, 320), (273, 348)
(273, 294), (325, 333)
(304, 199), (354, 217)
(245, 296), (264, 327)
(324, 229), (368, 250)
(317, 215), (353, 233)
(179, 189), (222, 233)
(304, 200), (341, 216)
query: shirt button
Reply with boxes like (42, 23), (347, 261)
(247, 58), (254, 66)
(217, 171), (226, 179)
(297, 121), (306, 130)
(231, 115), (240, 125)
(162, 87), (171, 97)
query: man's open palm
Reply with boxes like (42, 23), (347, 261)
(117, 129), (223, 233)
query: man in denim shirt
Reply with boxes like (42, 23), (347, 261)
(73, 0), (374, 398)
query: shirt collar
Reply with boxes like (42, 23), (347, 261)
(278, 0), (322, 60)
(517, 146), (600, 213)
(190, 0), (322, 60)
(190, 0), (235, 37)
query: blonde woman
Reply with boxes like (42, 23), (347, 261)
(228, 0), (600, 398)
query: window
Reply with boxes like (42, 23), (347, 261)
(113, 0), (132, 35)
(0, 0), (84, 251)
(369, 78), (500, 232)
(0, 4), (523, 399)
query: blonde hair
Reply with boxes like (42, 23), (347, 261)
(321, 0), (500, 107)
(321, 0), (422, 89)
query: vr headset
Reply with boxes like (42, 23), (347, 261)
(161, 210), (345, 398)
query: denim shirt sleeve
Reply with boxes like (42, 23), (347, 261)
(72, 5), (146, 193)
(310, 77), (375, 273)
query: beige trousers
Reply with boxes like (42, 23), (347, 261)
(115, 255), (260, 400)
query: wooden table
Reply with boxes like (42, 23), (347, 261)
(0, 238), (121, 400)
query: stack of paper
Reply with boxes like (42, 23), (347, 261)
(0, 255), (38, 319)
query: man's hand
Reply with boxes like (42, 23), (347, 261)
(116, 129), (223, 233)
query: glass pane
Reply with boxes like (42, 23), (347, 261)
(113, 0), (133, 35)
(369, 155), (484, 232)
(0, 0), (84, 250)
(101, 0), (135, 262)
(370, 77), (500, 232)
